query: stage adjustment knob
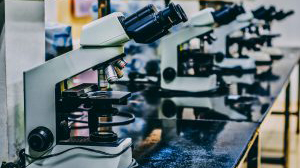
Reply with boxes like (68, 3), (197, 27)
(28, 127), (54, 152)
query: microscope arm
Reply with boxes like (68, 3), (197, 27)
(188, 8), (215, 27)
(24, 47), (124, 158)
(80, 12), (130, 46)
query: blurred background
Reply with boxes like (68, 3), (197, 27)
(0, 0), (299, 167)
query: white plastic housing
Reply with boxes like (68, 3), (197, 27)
(261, 46), (283, 56)
(160, 8), (217, 92)
(211, 20), (251, 54)
(217, 58), (256, 70)
(189, 8), (215, 26)
(24, 47), (124, 159)
(80, 12), (130, 46)
(27, 138), (133, 168)
(222, 74), (255, 85)
(236, 12), (254, 22)
(246, 51), (272, 62)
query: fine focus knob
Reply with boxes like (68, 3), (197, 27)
(163, 67), (176, 82)
(28, 127), (54, 152)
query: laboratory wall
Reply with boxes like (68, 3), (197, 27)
(0, 0), (45, 162)
(0, 0), (7, 161)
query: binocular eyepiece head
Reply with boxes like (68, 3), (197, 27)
(274, 10), (295, 21)
(212, 4), (245, 26)
(253, 6), (294, 22)
(252, 6), (284, 22)
(121, 3), (188, 44)
(252, 6), (274, 21)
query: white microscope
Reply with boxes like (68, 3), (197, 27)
(250, 6), (294, 58)
(211, 9), (257, 71)
(160, 5), (245, 92)
(8, 3), (187, 168)
(226, 6), (294, 65)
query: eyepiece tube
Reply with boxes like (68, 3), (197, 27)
(212, 5), (245, 25)
(283, 10), (295, 18)
(275, 10), (295, 20)
(252, 6), (267, 18)
(160, 3), (188, 25)
(123, 5), (157, 28)
(252, 6), (277, 21)
(121, 3), (188, 44)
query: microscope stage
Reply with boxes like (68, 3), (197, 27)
(58, 136), (126, 147)
(86, 91), (131, 104)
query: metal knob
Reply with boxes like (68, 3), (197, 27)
(28, 127), (54, 152)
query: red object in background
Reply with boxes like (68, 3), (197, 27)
(71, 0), (97, 18)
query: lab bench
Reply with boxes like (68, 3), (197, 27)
(111, 48), (300, 167)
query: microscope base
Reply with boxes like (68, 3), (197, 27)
(26, 138), (133, 168)
(161, 75), (218, 92)
(247, 51), (272, 65)
(217, 58), (256, 72)
(222, 74), (255, 85)
(261, 47), (283, 60)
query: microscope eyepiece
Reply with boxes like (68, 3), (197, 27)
(121, 3), (188, 44)
(212, 5), (245, 26)
(252, 6), (266, 19)
(161, 4), (188, 25)
(252, 6), (277, 21)
(274, 10), (295, 20)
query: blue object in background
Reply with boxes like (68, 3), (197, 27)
(45, 23), (73, 61)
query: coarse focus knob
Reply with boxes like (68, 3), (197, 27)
(163, 67), (176, 82)
(215, 52), (225, 63)
(28, 127), (54, 152)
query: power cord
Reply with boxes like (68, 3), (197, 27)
(2, 143), (135, 167)
(1, 150), (25, 168)
(25, 142), (133, 160)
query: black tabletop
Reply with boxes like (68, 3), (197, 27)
(114, 119), (258, 168)
(108, 48), (300, 167)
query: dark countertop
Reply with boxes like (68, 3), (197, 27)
(109, 49), (300, 167)
(115, 119), (259, 168)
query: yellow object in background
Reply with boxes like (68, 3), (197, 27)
(56, 0), (93, 43)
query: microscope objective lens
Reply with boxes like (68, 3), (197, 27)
(98, 69), (109, 90)
(114, 58), (127, 69)
(105, 65), (118, 83)
(114, 66), (124, 78)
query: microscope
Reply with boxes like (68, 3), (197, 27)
(160, 5), (245, 92)
(211, 9), (257, 71)
(226, 6), (294, 65)
(16, 3), (187, 168)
